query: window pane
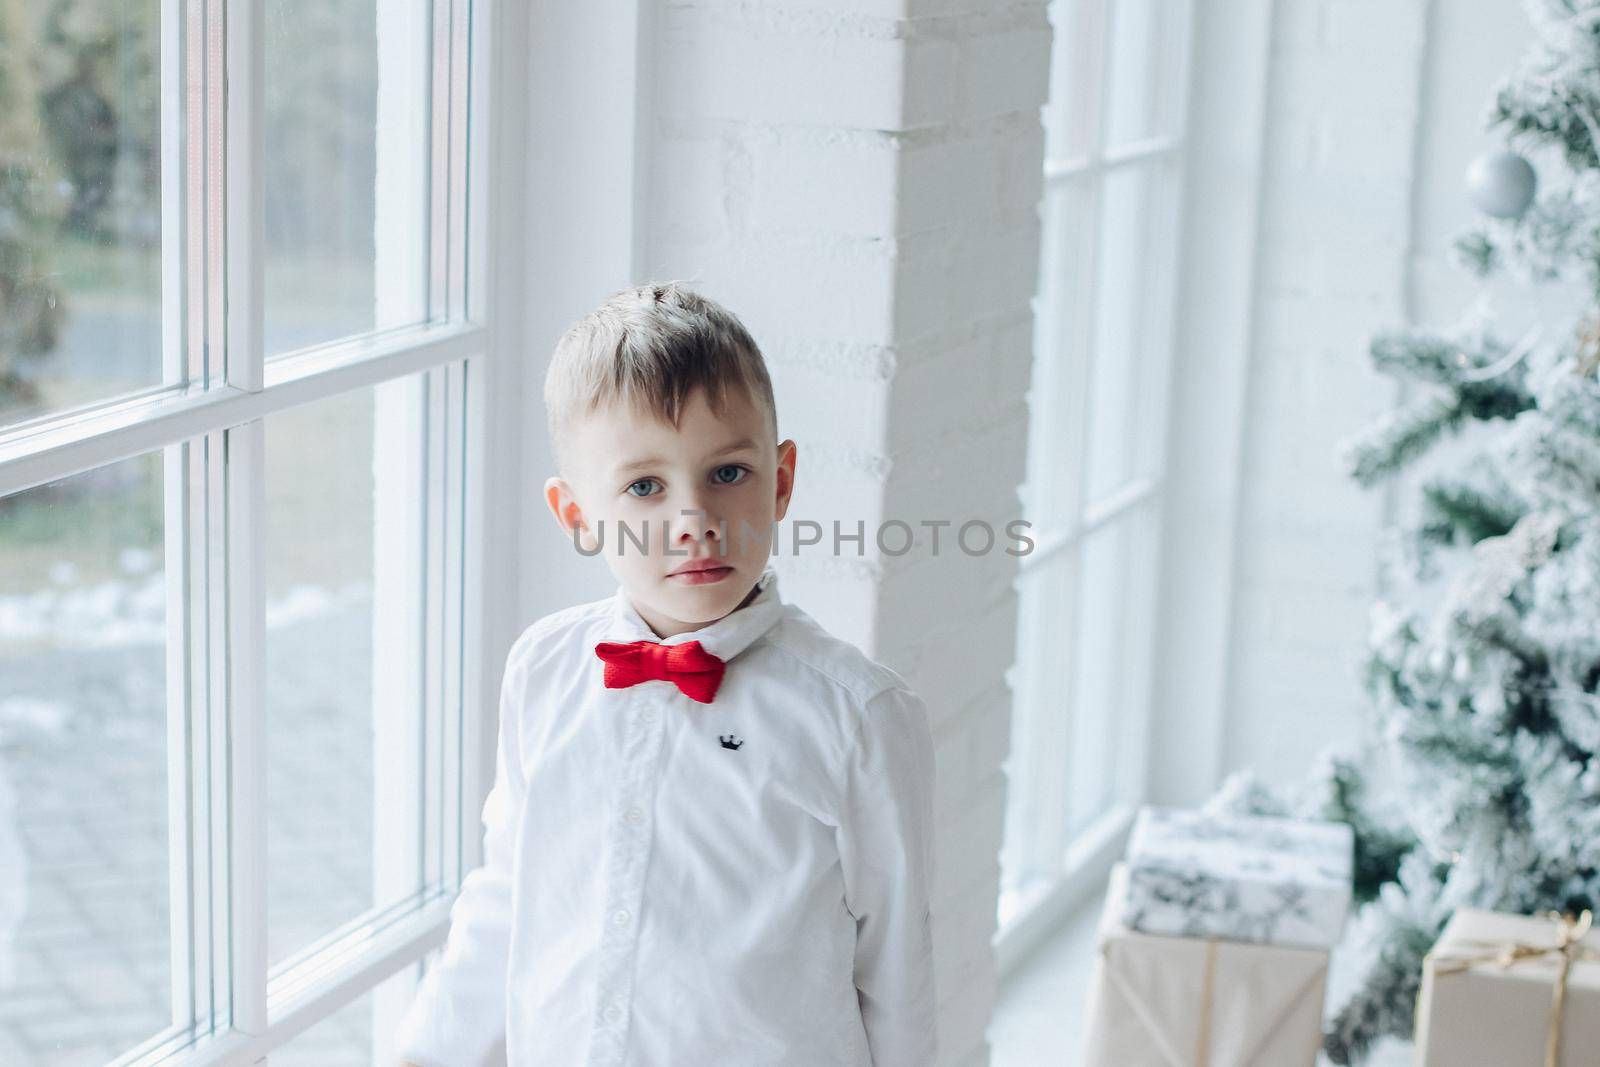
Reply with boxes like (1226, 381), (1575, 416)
(264, 1), (429, 356)
(1000, 548), (1077, 901)
(1085, 163), (1151, 504)
(265, 967), (414, 1065)
(1127, 157), (1184, 487)
(270, 990), (376, 1067)
(0, 451), (170, 1058)
(264, 376), (427, 972)
(1025, 180), (1094, 531)
(0, 3), (163, 430)
(1067, 518), (1127, 838)
(1110, 504), (1159, 807)
(1105, 0), (1185, 147)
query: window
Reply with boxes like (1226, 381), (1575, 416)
(0, 1), (486, 1062)
(997, 0), (1194, 946)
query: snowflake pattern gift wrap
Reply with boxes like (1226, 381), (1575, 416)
(1413, 908), (1600, 1067)
(1119, 806), (1354, 949)
(1082, 863), (1331, 1067)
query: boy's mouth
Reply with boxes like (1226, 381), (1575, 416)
(668, 558), (735, 584)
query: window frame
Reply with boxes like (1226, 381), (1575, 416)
(994, 0), (1199, 973)
(1138, 0), (1280, 819)
(0, 0), (521, 1062)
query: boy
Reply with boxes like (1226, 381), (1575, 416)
(395, 282), (938, 1066)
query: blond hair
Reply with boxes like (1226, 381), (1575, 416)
(544, 281), (778, 473)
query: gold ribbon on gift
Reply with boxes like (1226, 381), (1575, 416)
(1425, 909), (1598, 1067)
(1194, 936), (1219, 1067)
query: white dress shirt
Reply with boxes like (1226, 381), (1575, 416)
(394, 564), (938, 1067)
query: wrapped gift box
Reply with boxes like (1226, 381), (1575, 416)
(1083, 863), (1330, 1067)
(1414, 907), (1600, 1066)
(1119, 806), (1354, 949)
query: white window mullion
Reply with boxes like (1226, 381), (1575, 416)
(1043, 0), (1111, 875)
(162, 0), (189, 389)
(223, 0), (268, 1040)
(370, 4), (435, 1055)
(427, 0), (452, 323)
(1139, 154), (1185, 489)
(425, 0), (475, 905)
(185, 0), (211, 389)
(203, 428), (233, 1037)
(223, 419), (266, 1036)
(1043, 133), (1179, 184)
(433, 0), (473, 895)
(163, 437), (201, 1045)
(446, 0), (472, 322)
(1131, 1), (1197, 809)
(421, 367), (449, 894)
(166, 0), (233, 1051)
(0, 326), (481, 500)
(398, 0), (505, 1038)
(1069, 0), (1113, 535)
(1116, 167), (1187, 816)
(458, 0), (500, 881)
(1133, 0), (1196, 506)
(224, 0), (264, 397)
(442, 362), (468, 889)
(1117, 501), (1163, 805)
(162, 0), (197, 1047)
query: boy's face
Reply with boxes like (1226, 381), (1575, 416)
(543, 384), (796, 638)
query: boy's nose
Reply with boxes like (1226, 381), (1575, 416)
(673, 503), (722, 546)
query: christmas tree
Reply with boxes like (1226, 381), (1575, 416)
(1206, 1), (1600, 1061)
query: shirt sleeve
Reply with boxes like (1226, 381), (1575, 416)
(836, 684), (939, 1067)
(394, 633), (532, 1067)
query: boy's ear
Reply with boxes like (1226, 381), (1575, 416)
(545, 476), (596, 552)
(772, 439), (797, 522)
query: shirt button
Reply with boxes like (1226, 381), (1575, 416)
(612, 908), (631, 926)
(603, 1003), (622, 1024)
(624, 806), (645, 825)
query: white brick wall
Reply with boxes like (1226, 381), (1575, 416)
(1219, 1), (1555, 782)
(640, 3), (1050, 1061)
(1219, 0), (1430, 780)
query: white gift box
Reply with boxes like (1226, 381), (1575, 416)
(1082, 863), (1331, 1067)
(1119, 806), (1354, 949)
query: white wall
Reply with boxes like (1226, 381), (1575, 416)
(1217, 0), (1430, 783)
(1214, 0), (1579, 783)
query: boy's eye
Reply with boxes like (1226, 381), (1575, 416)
(625, 478), (659, 498)
(712, 464), (749, 485)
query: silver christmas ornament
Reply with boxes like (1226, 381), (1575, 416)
(1465, 149), (1537, 218)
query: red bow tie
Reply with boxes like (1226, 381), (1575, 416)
(593, 638), (726, 704)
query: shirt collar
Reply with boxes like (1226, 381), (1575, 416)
(603, 564), (785, 663)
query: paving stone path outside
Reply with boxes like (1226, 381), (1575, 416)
(1, 590), (381, 1065)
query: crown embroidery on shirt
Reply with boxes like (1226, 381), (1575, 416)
(719, 734), (744, 751)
